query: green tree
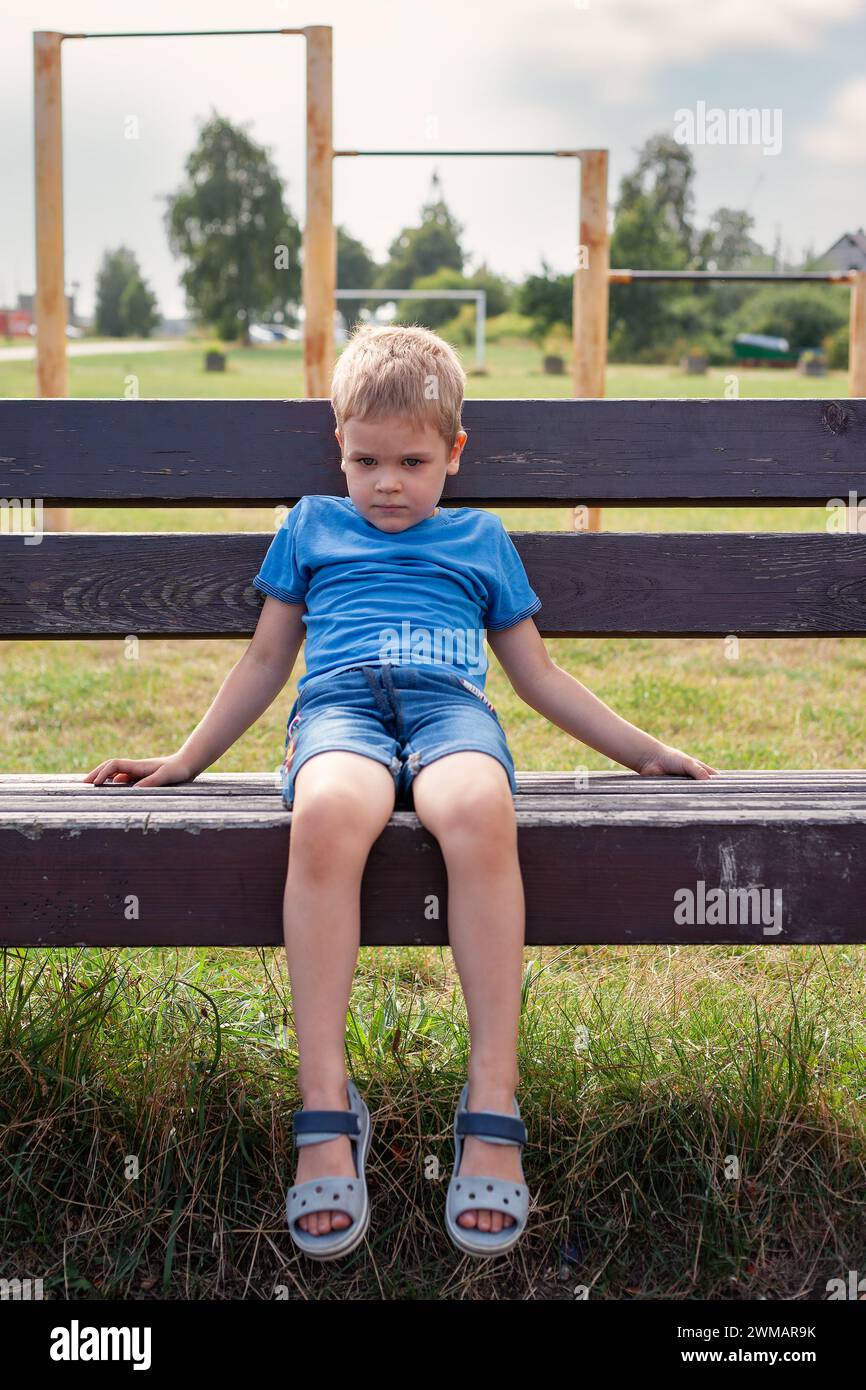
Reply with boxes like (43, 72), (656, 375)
(617, 134), (697, 251)
(164, 112), (300, 343)
(608, 134), (698, 359)
(95, 247), (159, 338)
(336, 226), (379, 332)
(695, 208), (764, 271)
(608, 136), (772, 360)
(376, 173), (465, 291)
(465, 262), (513, 319)
(515, 259), (572, 342)
(608, 194), (689, 358)
(118, 276), (159, 338)
(393, 267), (463, 329)
(393, 265), (513, 330)
(692, 208), (772, 328)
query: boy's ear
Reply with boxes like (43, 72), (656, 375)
(448, 428), (467, 470)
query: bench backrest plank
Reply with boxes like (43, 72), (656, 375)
(2, 532), (866, 638)
(1, 397), (863, 504)
(2, 398), (865, 640)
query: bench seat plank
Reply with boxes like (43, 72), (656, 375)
(2, 772), (864, 947)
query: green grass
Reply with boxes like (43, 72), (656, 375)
(1, 342), (864, 1300)
(2, 944), (863, 1299)
(0, 337), (851, 399)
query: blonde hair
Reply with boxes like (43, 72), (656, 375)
(330, 323), (466, 449)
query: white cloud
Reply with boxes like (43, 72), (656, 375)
(494, 0), (864, 103)
(801, 77), (866, 164)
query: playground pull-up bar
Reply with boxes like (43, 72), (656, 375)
(35, 25), (601, 413)
(31, 24), (603, 536)
(610, 270), (857, 284)
(33, 24), (332, 535)
(611, 266), (866, 403)
(333, 150), (583, 158)
(60, 30), (305, 39)
(334, 144), (609, 491)
(33, 25), (331, 420)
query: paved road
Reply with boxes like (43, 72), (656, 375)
(0, 339), (188, 363)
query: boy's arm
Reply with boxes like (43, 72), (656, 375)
(486, 618), (717, 779)
(175, 597), (306, 776)
(85, 598), (306, 788)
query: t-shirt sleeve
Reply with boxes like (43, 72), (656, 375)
(484, 519), (543, 632)
(252, 497), (309, 605)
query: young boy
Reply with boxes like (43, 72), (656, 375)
(84, 324), (717, 1259)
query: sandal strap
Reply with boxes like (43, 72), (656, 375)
(288, 1175), (366, 1226)
(293, 1109), (361, 1148)
(456, 1111), (527, 1146)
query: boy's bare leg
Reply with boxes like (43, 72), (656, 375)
(285, 750), (396, 1236)
(411, 752), (526, 1235)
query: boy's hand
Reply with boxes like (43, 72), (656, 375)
(634, 744), (718, 780)
(82, 754), (198, 789)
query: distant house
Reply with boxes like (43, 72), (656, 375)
(814, 230), (866, 273)
(16, 291), (79, 325)
(16, 289), (80, 326)
(0, 307), (32, 337)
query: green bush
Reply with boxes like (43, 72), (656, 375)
(665, 330), (730, 366)
(824, 322), (849, 370)
(438, 307), (541, 350)
(436, 302), (476, 347)
(725, 284), (849, 354)
(486, 311), (536, 342)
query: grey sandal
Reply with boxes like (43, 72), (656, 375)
(286, 1078), (371, 1260)
(445, 1081), (531, 1256)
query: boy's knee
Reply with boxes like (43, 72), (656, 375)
(437, 776), (516, 849)
(291, 756), (395, 839)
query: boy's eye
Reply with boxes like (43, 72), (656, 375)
(357, 458), (422, 467)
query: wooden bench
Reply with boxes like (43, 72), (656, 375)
(2, 397), (865, 947)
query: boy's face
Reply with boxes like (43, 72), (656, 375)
(336, 414), (466, 532)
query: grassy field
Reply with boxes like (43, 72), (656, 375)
(0, 335), (852, 399)
(1, 339), (864, 1301)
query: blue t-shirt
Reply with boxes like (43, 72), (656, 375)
(251, 495), (542, 695)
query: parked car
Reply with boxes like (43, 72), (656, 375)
(26, 324), (93, 339)
(249, 324), (282, 344)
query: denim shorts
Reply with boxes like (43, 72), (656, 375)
(279, 662), (518, 810)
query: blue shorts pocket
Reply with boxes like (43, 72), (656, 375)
(281, 708), (303, 778)
(449, 673), (500, 719)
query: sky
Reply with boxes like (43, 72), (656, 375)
(2, 0), (865, 319)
